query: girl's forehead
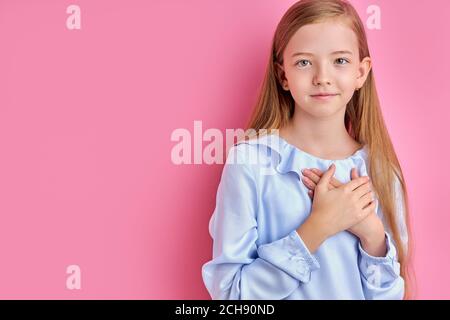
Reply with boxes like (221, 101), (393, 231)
(285, 20), (358, 56)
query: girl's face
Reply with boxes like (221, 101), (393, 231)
(278, 19), (372, 118)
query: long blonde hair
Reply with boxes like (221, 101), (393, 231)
(245, 0), (415, 299)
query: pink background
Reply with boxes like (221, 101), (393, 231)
(0, 0), (449, 299)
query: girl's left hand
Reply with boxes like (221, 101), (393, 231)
(301, 168), (343, 200)
(301, 167), (385, 243)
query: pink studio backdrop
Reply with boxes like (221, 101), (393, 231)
(0, 0), (449, 299)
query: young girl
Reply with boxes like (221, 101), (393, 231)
(202, 0), (413, 300)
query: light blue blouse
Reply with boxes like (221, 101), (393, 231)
(202, 133), (407, 300)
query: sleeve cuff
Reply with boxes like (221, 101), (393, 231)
(358, 232), (396, 262)
(358, 232), (401, 284)
(257, 230), (320, 283)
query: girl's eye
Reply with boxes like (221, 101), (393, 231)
(296, 59), (311, 67)
(335, 58), (349, 65)
(296, 58), (350, 68)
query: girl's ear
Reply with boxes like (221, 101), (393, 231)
(356, 56), (372, 90)
(274, 62), (289, 91)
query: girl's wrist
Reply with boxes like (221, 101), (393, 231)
(360, 221), (387, 257)
(296, 214), (330, 253)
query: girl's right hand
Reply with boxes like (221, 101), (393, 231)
(309, 163), (376, 239)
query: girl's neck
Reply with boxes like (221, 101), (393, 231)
(279, 109), (362, 160)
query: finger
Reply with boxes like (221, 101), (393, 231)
(317, 164), (336, 189)
(310, 168), (342, 188)
(308, 190), (313, 200)
(304, 169), (334, 191)
(362, 200), (375, 210)
(303, 169), (320, 184)
(351, 167), (359, 180)
(343, 175), (370, 191)
(301, 176), (315, 191)
(358, 191), (375, 208)
(354, 181), (373, 199)
(362, 199), (377, 215)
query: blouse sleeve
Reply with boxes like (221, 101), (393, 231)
(201, 144), (320, 300)
(358, 174), (408, 300)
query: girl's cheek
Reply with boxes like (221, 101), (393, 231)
(291, 77), (310, 91)
(342, 72), (359, 85)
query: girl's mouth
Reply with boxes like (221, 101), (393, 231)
(310, 94), (338, 100)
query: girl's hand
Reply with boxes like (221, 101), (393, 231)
(302, 166), (386, 254)
(301, 167), (343, 200)
(307, 164), (376, 239)
(346, 168), (385, 255)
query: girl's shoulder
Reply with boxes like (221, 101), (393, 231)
(226, 133), (281, 166)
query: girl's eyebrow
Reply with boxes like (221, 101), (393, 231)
(292, 50), (353, 58)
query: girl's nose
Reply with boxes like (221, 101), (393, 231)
(313, 65), (332, 86)
(313, 74), (331, 86)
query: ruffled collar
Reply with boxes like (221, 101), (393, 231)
(237, 133), (368, 179)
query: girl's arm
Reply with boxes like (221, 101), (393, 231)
(358, 175), (407, 300)
(202, 144), (320, 300)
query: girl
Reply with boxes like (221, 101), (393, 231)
(202, 0), (413, 300)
